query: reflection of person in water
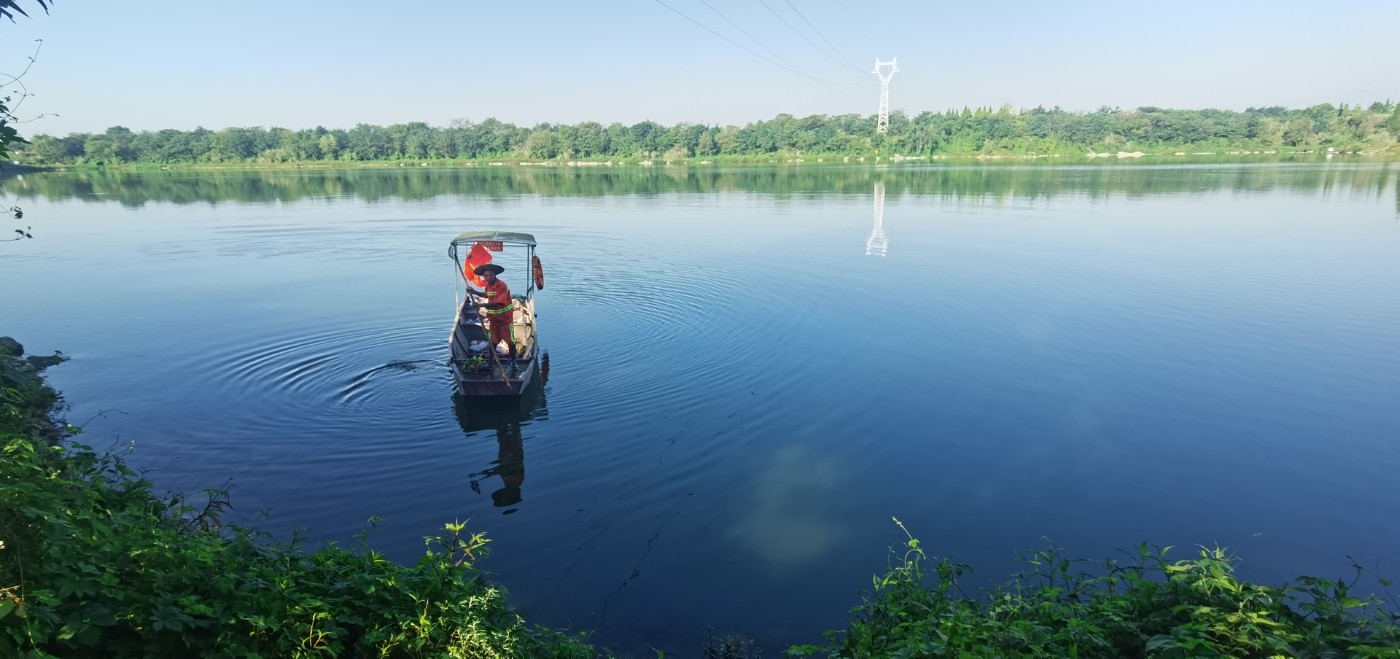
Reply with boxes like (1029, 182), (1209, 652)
(490, 421), (525, 508)
(467, 420), (525, 512)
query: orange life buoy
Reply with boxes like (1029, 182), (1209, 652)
(532, 255), (545, 290)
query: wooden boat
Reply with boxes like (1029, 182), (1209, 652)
(447, 231), (543, 396)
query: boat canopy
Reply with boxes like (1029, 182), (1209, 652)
(450, 231), (537, 247)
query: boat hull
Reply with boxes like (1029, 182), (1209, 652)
(450, 356), (537, 396)
(449, 296), (539, 397)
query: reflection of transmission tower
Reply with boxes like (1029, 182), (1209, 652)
(873, 58), (899, 133)
(866, 181), (888, 256)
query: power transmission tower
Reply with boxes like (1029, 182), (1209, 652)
(873, 57), (899, 133)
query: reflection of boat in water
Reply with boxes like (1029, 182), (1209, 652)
(447, 231), (545, 396)
(454, 354), (549, 514)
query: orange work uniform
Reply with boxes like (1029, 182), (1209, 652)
(481, 279), (515, 348)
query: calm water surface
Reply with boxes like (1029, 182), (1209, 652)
(4, 163), (1398, 655)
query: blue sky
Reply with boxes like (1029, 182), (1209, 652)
(2, 0), (1396, 137)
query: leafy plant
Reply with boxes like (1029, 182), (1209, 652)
(0, 433), (598, 657)
(0, 1), (51, 25)
(462, 354), (488, 372)
(791, 519), (1400, 658)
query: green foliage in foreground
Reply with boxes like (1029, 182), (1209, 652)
(0, 435), (595, 658)
(794, 520), (1400, 658)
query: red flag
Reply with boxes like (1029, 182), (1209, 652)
(464, 243), (493, 288)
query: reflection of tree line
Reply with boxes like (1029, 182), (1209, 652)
(6, 163), (1395, 207)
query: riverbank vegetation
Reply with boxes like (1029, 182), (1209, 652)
(795, 521), (1400, 658)
(13, 103), (1400, 169)
(4, 341), (1398, 657)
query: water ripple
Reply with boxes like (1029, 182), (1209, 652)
(187, 323), (448, 436)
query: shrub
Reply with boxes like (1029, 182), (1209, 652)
(791, 519), (1400, 658)
(1, 431), (594, 657)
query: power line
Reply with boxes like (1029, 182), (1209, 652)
(756, 0), (863, 77)
(700, 0), (811, 79)
(651, 0), (858, 98)
(833, 0), (878, 55)
(782, 0), (866, 75)
(653, 0), (791, 73)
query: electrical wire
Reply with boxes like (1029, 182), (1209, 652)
(833, 0), (878, 58)
(782, 0), (866, 75)
(651, 0), (859, 97)
(756, 0), (863, 77)
(653, 0), (800, 74)
(699, 0), (811, 80)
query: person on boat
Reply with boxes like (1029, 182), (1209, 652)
(469, 263), (517, 363)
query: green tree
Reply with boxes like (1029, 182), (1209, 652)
(82, 133), (121, 164)
(385, 121), (432, 159)
(669, 122), (706, 157)
(1283, 117), (1315, 147)
(345, 123), (391, 160)
(429, 128), (455, 159)
(1307, 103), (1338, 135)
(628, 120), (664, 157)
(285, 127), (324, 161)
(468, 118), (519, 157)
(153, 128), (199, 162)
(521, 126), (558, 160)
(605, 122), (634, 156)
(696, 130), (717, 157)
(1254, 116), (1285, 147)
(571, 121), (607, 158)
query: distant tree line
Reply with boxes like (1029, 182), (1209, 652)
(14, 102), (1400, 167)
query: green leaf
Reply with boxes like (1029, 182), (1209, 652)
(1145, 634), (1179, 652)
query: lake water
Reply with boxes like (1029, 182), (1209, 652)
(3, 162), (1398, 655)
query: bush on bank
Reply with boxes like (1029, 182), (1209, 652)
(794, 520), (1400, 658)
